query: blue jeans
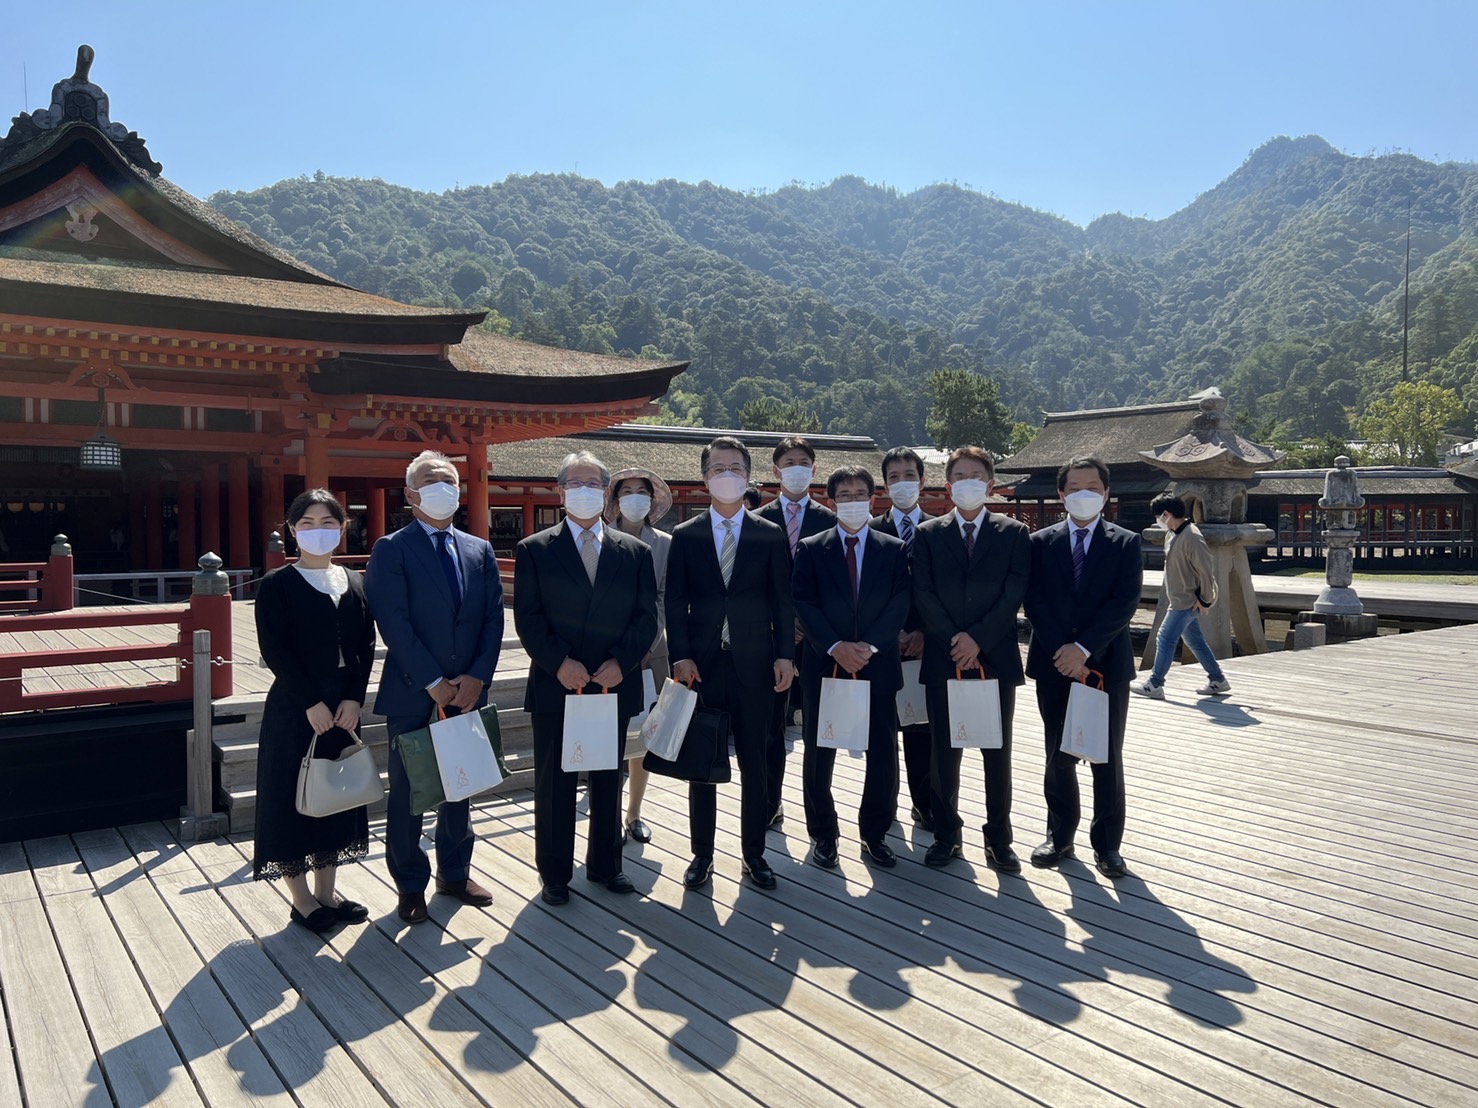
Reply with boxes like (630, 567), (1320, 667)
(1149, 607), (1225, 685)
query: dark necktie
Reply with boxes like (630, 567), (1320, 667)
(898, 513), (914, 552)
(961, 521), (976, 559)
(1072, 527), (1089, 585)
(435, 529), (462, 607)
(845, 534), (860, 603)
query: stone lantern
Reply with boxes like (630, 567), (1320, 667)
(1137, 389), (1281, 667)
(1297, 457), (1379, 641)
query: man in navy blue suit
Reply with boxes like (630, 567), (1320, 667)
(1024, 456), (1143, 880)
(367, 449), (505, 924)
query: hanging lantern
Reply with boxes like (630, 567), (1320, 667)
(80, 426), (123, 470)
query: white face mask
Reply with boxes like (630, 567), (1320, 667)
(707, 472), (747, 504)
(618, 493), (652, 523)
(887, 481), (920, 511)
(835, 501), (873, 530)
(295, 527), (341, 556)
(563, 485), (606, 520)
(414, 480), (459, 521)
(779, 465), (814, 496)
(1064, 490), (1106, 522)
(949, 479), (990, 512)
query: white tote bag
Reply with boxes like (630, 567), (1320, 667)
(639, 676), (698, 761)
(895, 658), (928, 727)
(430, 711), (504, 802)
(296, 729), (385, 817)
(947, 665), (1004, 749)
(1061, 671), (1110, 764)
(626, 669), (660, 735)
(562, 688), (620, 772)
(817, 668), (870, 752)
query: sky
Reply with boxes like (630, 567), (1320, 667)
(2, 1), (1474, 227)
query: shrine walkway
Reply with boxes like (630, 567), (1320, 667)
(2, 623), (1476, 1105)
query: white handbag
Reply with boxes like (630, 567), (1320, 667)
(562, 687), (620, 772)
(895, 659), (928, 726)
(430, 710), (505, 802)
(295, 728), (384, 817)
(947, 664), (1004, 749)
(817, 666), (870, 752)
(1061, 670), (1110, 764)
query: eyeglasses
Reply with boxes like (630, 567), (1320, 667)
(705, 464), (749, 477)
(560, 479), (606, 490)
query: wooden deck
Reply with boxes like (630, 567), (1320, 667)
(3, 623), (1476, 1105)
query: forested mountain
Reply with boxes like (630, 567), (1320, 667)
(208, 136), (1478, 448)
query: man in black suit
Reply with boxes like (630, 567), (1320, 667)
(793, 466), (911, 868)
(514, 450), (659, 905)
(912, 446), (1031, 871)
(1024, 455), (1143, 880)
(757, 435), (836, 830)
(869, 446), (936, 831)
(667, 436), (796, 890)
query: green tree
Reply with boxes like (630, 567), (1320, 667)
(925, 369), (1012, 452)
(738, 396), (822, 434)
(1008, 421), (1039, 456)
(1356, 381), (1465, 465)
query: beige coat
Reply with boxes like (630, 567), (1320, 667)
(1163, 521), (1217, 610)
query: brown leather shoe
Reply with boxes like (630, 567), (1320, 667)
(434, 876), (494, 907)
(397, 892), (428, 924)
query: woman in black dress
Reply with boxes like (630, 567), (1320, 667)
(252, 489), (376, 932)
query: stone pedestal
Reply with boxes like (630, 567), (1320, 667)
(1294, 610), (1379, 644)
(1141, 522), (1274, 670)
(1294, 456), (1379, 645)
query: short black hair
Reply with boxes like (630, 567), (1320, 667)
(1057, 455), (1110, 491)
(826, 465), (876, 498)
(742, 485), (762, 510)
(881, 446), (925, 483)
(285, 488), (346, 529)
(945, 445), (995, 482)
(1149, 492), (1186, 519)
(700, 435), (751, 477)
(772, 435), (816, 465)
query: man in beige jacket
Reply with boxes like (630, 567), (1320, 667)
(1132, 493), (1231, 699)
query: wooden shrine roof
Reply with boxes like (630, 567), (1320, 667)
(1001, 400), (1203, 476)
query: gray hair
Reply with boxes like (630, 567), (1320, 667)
(405, 449), (454, 487)
(557, 450), (610, 487)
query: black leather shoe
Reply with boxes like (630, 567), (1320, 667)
(909, 805), (935, 832)
(1030, 840), (1076, 868)
(396, 892), (429, 925)
(625, 818), (652, 844)
(742, 856), (777, 889)
(984, 844), (1022, 873)
(683, 855), (714, 890)
(1094, 850), (1128, 879)
(923, 840), (963, 868)
(330, 897), (371, 923)
(862, 839), (897, 868)
(767, 804), (785, 831)
(599, 872), (636, 894)
(811, 838), (840, 869)
(289, 905), (337, 933)
(541, 884), (570, 905)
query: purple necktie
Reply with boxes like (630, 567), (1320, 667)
(1072, 527), (1088, 585)
(786, 501), (802, 555)
(961, 521), (976, 559)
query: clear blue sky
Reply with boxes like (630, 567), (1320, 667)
(3, 1), (1473, 227)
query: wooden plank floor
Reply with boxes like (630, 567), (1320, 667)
(2, 625), (1477, 1105)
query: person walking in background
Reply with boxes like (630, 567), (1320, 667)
(1132, 492), (1231, 699)
(252, 489), (374, 932)
(757, 435), (836, 831)
(870, 445), (937, 832)
(667, 436), (796, 890)
(912, 446), (1031, 871)
(792, 466), (910, 869)
(514, 451), (658, 905)
(1024, 457), (1143, 880)
(366, 449), (504, 924)
(604, 466), (675, 845)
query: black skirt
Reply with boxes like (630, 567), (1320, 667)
(251, 667), (371, 881)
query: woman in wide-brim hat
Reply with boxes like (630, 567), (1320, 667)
(604, 466), (674, 844)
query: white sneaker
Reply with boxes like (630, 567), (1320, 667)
(1130, 680), (1164, 700)
(1197, 678), (1232, 696)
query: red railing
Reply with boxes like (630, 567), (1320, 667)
(0, 557), (232, 713)
(0, 536), (75, 614)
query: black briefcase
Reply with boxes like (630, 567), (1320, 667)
(643, 703), (732, 784)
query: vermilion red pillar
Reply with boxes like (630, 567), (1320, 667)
(200, 463), (222, 559)
(228, 457), (250, 568)
(467, 443), (490, 540)
(144, 479), (164, 570)
(260, 461), (285, 562)
(304, 434), (330, 491)
(177, 473), (198, 568)
(366, 486), (386, 544)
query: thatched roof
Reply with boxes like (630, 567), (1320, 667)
(1000, 400), (1203, 475)
(1250, 467), (1478, 498)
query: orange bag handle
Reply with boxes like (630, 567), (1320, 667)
(1078, 669), (1105, 690)
(830, 662), (861, 680)
(954, 664), (989, 680)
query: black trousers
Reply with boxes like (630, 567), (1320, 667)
(765, 654), (802, 817)
(1036, 677), (1129, 852)
(924, 678), (1017, 850)
(530, 710), (628, 887)
(690, 652), (775, 861)
(900, 722), (932, 814)
(799, 675), (900, 843)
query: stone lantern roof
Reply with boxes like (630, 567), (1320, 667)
(1138, 389), (1282, 479)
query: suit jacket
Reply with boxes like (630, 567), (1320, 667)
(665, 509), (795, 688)
(1024, 518), (1143, 686)
(912, 510), (1031, 687)
(758, 496), (837, 561)
(871, 508), (934, 635)
(792, 527), (911, 694)
(366, 522), (504, 717)
(513, 521), (658, 718)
